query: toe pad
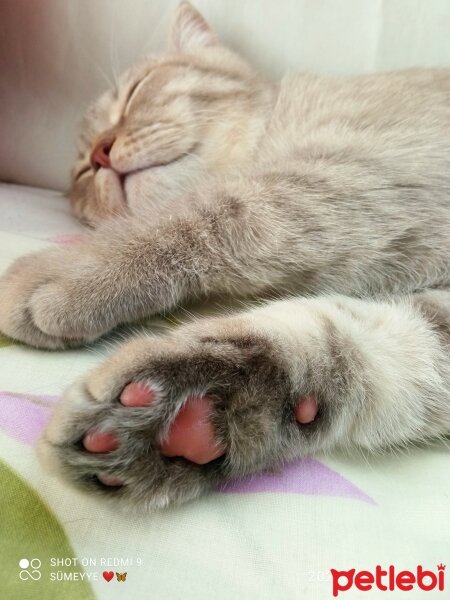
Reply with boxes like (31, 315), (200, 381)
(295, 395), (318, 424)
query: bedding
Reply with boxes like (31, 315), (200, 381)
(0, 182), (448, 599)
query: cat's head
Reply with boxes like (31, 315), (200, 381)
(70, 2), (269, 226)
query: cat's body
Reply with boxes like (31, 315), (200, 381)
(73, 62), (450, 299)
(0, 3), (449, 509)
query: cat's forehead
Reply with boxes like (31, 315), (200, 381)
(79, 46), (253, 142)
(79, 56), (156, 134)
(87, 54), (195, 127)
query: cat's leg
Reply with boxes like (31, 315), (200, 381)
(2, 164), (449, 349)
(39, 289), (450, 509)
(0, 186), (289, 348)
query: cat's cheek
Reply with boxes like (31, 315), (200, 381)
(124, 169), (157, 193)
(122, 170), (157, 212)
(122, 171), (140, 206)
(123, 166), (192, 218)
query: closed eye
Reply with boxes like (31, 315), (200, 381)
(123, 71), (152, 114)
(125, 80), (141, 106)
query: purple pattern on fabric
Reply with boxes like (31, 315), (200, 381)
(0, 391), (59, 445)
(49, 234), (84, 245)
(218, 458), (375, 504)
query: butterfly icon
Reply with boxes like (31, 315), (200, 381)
(116, 572), (127, 582)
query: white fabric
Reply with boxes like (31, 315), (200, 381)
(1, 0), (450, 191)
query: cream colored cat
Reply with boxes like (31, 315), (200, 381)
(0, 2), (450, 509)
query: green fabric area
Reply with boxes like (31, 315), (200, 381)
(0, 460), (95, 600)
(0, 335), (16, 348)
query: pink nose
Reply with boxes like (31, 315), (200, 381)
(90, 137), (115, 170)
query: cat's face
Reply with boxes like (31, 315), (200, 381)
(70, 2), (265, 226)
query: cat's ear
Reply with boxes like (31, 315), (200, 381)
(169, 2), (218, 51)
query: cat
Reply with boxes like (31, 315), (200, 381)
(0, 1), (449, 510)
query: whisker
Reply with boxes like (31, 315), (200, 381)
(109, 4), (120, 89)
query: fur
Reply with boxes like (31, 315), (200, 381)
(0, 2), (449, 509)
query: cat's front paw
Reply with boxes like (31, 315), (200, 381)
(0, 248), (109, 349)
(39, 316), (322, 510)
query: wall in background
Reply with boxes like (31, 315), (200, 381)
(1, 0), (449, 191)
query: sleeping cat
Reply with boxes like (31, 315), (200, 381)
(0, 2), (450, 510)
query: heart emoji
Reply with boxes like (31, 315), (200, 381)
(103, 571), (114, 582)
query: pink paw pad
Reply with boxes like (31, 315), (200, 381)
(295, 395), (318, 424)
(96, 473), (124, 487)
(83, 431), (119, 453)
(119, 381), (157, 407)
(160, 395), (225, 465)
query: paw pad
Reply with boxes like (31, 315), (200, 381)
(119, 382), (156, 407)
(83, 430), (119, 453)
(96, 473), (124, 487)
(295, 395), (318, 424)
(160, 395), (225, 465)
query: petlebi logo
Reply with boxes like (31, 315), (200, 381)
(19, 558), (42, 581)
(330, 564), (445, 596)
